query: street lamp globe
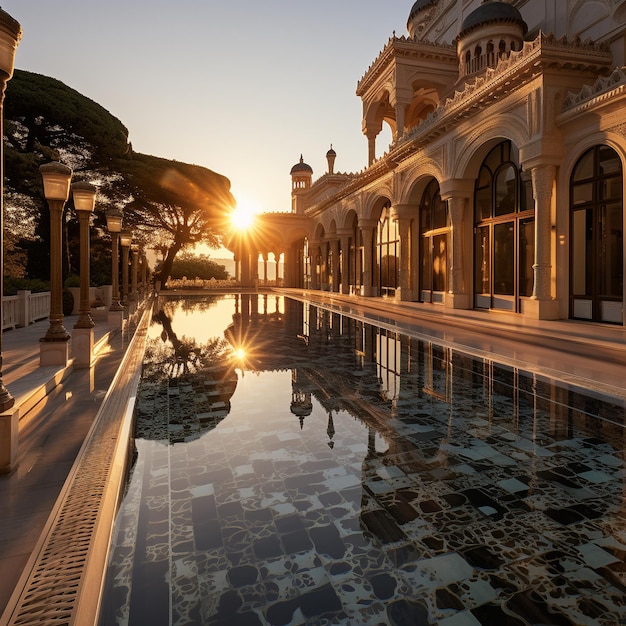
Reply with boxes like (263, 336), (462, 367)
(0, 9), (22, 79)
(72, 181), (97, 213)
(106, 208), (123, 233)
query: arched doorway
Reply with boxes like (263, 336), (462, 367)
(347, 213), (362, 294)
(473, 140), (534, 311)
(377, 203), (399, 297)
(419, 178), (448, 303)
(570, 145), (623, 323)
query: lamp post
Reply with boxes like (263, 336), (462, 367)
(72, 182), (96, 328)
(39, 161), (72, 367)
(0, 8), (21, 474)
(131, 243), (139, 303)
(119, 229), (132, 306)
(106, 209), (124, 325)
(71, 182), (96, 368)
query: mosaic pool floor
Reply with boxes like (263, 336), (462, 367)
(99, 296), (626, 626)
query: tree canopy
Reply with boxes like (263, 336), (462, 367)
(3, 69), (235, 285)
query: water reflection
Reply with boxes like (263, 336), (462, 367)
(101, 294), (626, 626)
(140, 298), (238, 442)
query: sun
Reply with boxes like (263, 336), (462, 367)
(230, 202), (257, 231)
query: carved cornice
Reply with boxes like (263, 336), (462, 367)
(609, 122), (626, 139)
(357, 36), (456, 96)
(561, 66), (626, 113)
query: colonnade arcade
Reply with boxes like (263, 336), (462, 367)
(294, 138), (624, 325)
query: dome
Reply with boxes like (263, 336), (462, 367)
(326, 145), (336, 157)
(458, 1), (527, 38)
(407, 0), (438, 25)
(290, 154), (313, 175)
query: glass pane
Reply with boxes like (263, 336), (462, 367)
(485, 144), (504, 172)
(493, 222), (515, 295)
(421, 237), (432, 291)
(475, 186), (492, 221)
(571, 209), (591, 296)
(520, 178), (534, 212)
(600, 175), (623, 201)
(519, 218), (535, 297)
(495, 165), (517, 216)
(477, 165), (491, 188)
(599, 202), (623, 298)
(420, 195), (431, 233)
(572, 150), (594, 182)
(598, 146), (621, 176)
(474, 226), (490, 295)
(433, 234), (447, 292)
(432, 195), (447, 230)
(572, 182), (593, 206)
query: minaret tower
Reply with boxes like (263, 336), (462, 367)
(290, 154), (313, 214)
(326, 145), (336, 175)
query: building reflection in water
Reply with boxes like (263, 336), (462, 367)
(224, 293), (625, 456)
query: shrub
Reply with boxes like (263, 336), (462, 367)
(62, 288), (74, 315)
(64, 274), (81, 288)
(3, 277), (50, 296)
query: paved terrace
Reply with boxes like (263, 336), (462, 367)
(0, 290), (625, 621)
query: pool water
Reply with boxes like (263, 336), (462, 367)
(99, 294), (626, 626)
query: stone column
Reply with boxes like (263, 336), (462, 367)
(390, 90), (411, 141)
(359, 218), (377, 297)
(330, 239), (340, 292)
(320, 241), (329, 290)
(309, 243), (320, 290)
(339, 231), (351, 294)
(447, 196), (465, 297)
(440, 178), (474, 310)
(262, 253), (268, 285)
(367, 131), (377, 166)
(527, 164), (559, 319)
(391, 205), (414, 302)
(234, 254), (240, 283)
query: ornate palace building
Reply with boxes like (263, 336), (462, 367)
(236, 0), (626, 326)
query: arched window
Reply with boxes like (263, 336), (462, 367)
(570, 145), (623, 323)
(377, 204), (399, 297)
(420, 179), (448, 303)
(474, 140), (534, 311)
(487, 41), (495, 66)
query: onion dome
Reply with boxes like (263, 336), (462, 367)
(290, 154), (313, 175)
(458, 1), (527, 39)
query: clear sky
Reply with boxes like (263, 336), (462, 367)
(2, 1), (412, 216)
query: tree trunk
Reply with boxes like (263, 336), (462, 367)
(157, 244), (182, 286)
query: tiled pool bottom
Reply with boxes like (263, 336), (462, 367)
(100, 296), (626, 626)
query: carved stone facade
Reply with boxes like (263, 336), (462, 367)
(244, 0), (626, 325)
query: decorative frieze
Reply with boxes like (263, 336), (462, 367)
(562, 67), (626, 112)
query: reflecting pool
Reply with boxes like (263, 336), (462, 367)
(99, 294), (626, 626)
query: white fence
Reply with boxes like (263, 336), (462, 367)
(2, 290), (50, 330)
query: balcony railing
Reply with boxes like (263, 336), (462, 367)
(2, 290), (50, 330)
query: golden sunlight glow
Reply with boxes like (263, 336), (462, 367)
(230, 201), (257, 231)
(236, 348), (246, 360)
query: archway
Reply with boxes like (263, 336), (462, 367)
(570, 145), (623, 323)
